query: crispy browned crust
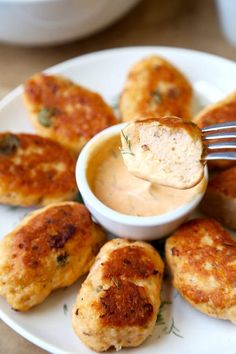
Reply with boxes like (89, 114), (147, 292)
(72, 239), (164, 351)
(94, 243), (162, 328)
(201, 166), (236, 229)
(97, 280), (153, 327)
(0, 132), (77, 206)
(120, 56), (193, 122)
(194, 92), (236, 169)
(102, 245), (160, 280)
(24, 73), (117, 154)
(0, 202), (106, 311)
(166, 218), (236, 323)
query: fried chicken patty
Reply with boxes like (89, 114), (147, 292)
(166, 218), (236, 324)
(72, 238), (164, 352)
(0, 132), (77, 206)
(121, 117), (204, 189)
(0, 202), (106, 311)
(119, 55), (193, 122)
(24, 73), (117, 154)
(194, 92), (236, 169)
(201, 166), (236, 229)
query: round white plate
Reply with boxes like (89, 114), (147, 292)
(0, 47), (236, 354)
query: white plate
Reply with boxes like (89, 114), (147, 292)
(0, 47), (236, 354)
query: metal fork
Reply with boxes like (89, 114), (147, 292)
(202, 121), (236, 160)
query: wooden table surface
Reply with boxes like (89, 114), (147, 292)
(0, 0), (235, 353)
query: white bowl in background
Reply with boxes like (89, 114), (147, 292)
(0, 0), (140, 46)
(76, 123), (208, 240)
(216, 0), (236, 47)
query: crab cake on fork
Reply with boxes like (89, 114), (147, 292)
(120, 117), (204, 189)
(0, 132), (77, 206)
(72, 238), (164, 352)
(24, 73), (117, 155)
(119, 55), (193, 122)
(166, 218), (236, 324)
(0, 202), (106, 311)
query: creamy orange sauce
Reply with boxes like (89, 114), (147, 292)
(87, 135), (205, 217)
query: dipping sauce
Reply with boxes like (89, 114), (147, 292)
(87, 134), (206, 217)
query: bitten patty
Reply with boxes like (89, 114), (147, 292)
(194, 91), (236, 169)
(201, 166), (236, 229)
(72, 238), (164, 352)
(119, 55), (193, 122)
(0, 202), (106, 311)
(0, 132), (77, 206)
(24, 73), (117, 154)
(166, 218), (236, 324)
(120, 117), (204, 189)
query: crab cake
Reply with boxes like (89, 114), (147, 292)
(121, 117), (204, 189)
(0, 132), (77, 207)
(194, 92), (236, 169)
(201, 166), (236, 229)
(0, 202), (106, 311)
(72, 238), (164, 352)
(166, 218), (236, 324)
(24, 73), (117, 155)
(119, 56), (193, 122)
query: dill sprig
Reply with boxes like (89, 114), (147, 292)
(151, 88), (162, 103)
(120, 129), (135, 156)
(63, 303), (68, 315)
(156, 300), (172, 325)
(167, 318), (184, 338)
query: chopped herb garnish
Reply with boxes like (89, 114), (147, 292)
(63, 303), (68, 315)
(120, 129), (135, 156)
(57, 253), (68, 266)
(96, 285), (103, 293)
(151, 89), (162, 103)
(0, 133), (20, 155)
(156, 300), (172, 325)
(167, 318), (183, 338)
(37, 107), (54, 127)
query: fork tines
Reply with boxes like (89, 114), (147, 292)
(201, 121), (236, 161)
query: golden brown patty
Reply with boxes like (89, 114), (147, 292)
(201, 166), (236, 229)
(72, 238), (164, 352)
(24, 73), (117, 154)
(119, 56), (193, 121)
(166, 218), (236, 324)
(0, 132), (77, 206)
(194, 92), (236, 169)
(0, 202), (106, 311)
(120, 117), (204, 189)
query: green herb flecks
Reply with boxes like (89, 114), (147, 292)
(57, 253), (68, 266)
(120, 129), (135, 156)
(167, 318), (183, 338)
(74, 191), (84, 204)
(63, 303), (68, 315)
(37, 107), (54, 127)
(151, 88), (162, 104)
(156, 301), (172, 325)
(0, 133), (20, 155)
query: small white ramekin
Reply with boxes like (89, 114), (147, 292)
(76, 123), (208, 240)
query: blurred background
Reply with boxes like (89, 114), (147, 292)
(0, 0), (235, 101)
(0, 0), (235, 353)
